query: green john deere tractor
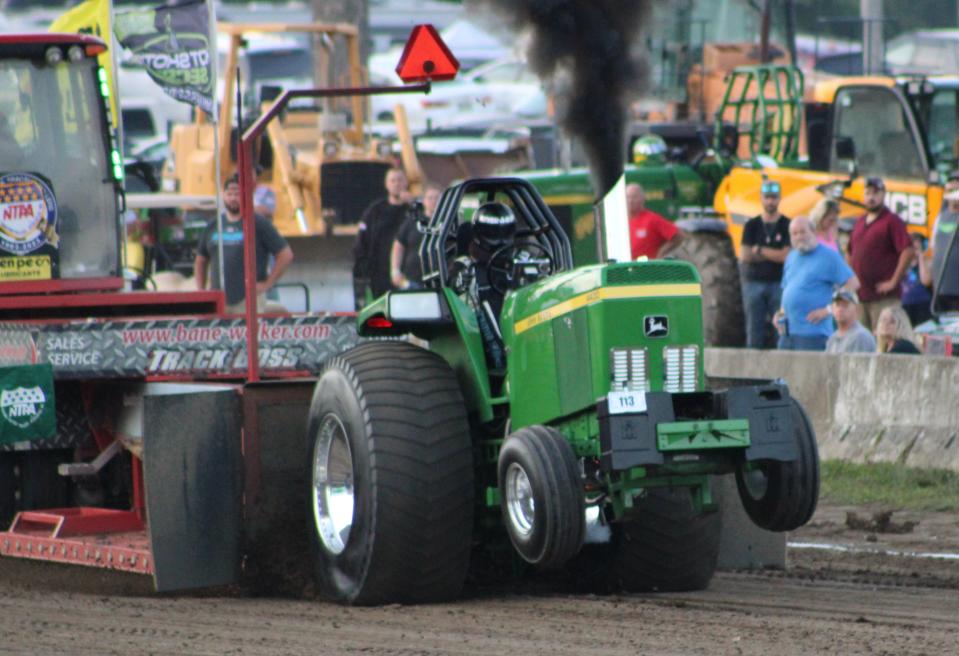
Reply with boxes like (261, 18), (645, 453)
(306, 177), (819, 605)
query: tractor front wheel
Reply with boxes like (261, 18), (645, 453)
(307, 342), (474, 605)
(497, 426), (585, 568)
(735, 397), (820, 531)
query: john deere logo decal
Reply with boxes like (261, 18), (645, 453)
(644, 315), (669, 338)
(1, 385), (47, 429)
(0, 173), (59, 255)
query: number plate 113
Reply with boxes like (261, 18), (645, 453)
(607, 391), (647, 415)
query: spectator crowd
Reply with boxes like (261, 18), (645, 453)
(741, 175), (944, 355)
(347, 168), (949, 360)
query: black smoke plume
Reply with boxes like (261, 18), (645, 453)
(468, 0), (650, 199)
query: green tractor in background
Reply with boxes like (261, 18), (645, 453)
(519, 133), (745, 347)
(305, 177), (819, 605)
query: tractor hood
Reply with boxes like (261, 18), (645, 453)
(501, 260), (705, 429)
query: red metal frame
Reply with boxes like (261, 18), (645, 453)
(0, 70), (435, 583)
(0, 452), (152, 575)
(0, 290), (223, 314)
(0, 276), (124, 296)
(1, 507), (150, 575)
(0, 528), (153, 575)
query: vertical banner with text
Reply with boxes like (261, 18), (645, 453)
(113, 0), (214, 114)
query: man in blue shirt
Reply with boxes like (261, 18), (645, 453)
(775, 216), (859, 351)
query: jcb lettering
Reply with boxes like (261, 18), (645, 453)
(885, 192), (927, 226)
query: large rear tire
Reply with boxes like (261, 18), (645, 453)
(735, 397), (820, 531)
(307, 341), (474, 605)
(605, 486), (721, 592)
(671, 230), (745, 347)
(497, 426), (585, 568)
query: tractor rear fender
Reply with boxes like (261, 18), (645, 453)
(356, 289), (495, 424)
(357, 289), (455, 337)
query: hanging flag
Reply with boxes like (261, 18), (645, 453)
(113, 0), (215, 114)
(49, 0), (118, 122)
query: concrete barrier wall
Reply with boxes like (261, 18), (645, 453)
(706, 349), (959, 472)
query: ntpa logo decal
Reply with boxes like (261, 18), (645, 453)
(0, 385), (46, 428)
(0, 173), (59, 255)
(644, 315), (669, 337)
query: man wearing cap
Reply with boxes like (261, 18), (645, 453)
(740, 179), (791, 348)
(826, 289), (876, 354)
(930, 173), (959, 292)
(774, 216), (858, 351)
(847, 177), (914, 331)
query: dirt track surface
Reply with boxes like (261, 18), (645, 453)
(1, 502), (957, 656)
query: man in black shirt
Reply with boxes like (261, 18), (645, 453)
(352, 167), (411, 306)
(739, 180), (791, 348)
(194, 174), (293, 314)
(391, 185), (441, 290)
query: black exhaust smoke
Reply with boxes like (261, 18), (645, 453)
(468, 0), (651, 199)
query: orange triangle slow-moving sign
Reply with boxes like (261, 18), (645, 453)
(396, 24), (460, 83)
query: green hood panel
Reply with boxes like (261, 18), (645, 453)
(502, 261), (705, 429)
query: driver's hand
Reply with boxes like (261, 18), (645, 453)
(448, 256), (473, 294)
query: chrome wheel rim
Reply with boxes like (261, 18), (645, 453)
(504, 462), (535, 539)
(312, 413), (355, 555)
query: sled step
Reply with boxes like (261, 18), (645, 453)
(8, 508), (143, 539)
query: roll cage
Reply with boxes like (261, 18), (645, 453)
(419, 177), (573, 289)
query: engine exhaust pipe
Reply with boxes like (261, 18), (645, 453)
(592, 173), (631, 263)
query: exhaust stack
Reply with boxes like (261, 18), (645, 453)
(593, 173), (631, 263)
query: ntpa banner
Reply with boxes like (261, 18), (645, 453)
(114, 0), (214, 114)
(0, 364), (55, 446)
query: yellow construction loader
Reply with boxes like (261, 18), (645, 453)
(167, 22), (399, 237)
(712, 66), (952, 250)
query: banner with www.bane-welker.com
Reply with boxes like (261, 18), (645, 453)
(113, 0), (214, 114)
(0, 315), (360, 379)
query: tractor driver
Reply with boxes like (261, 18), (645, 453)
(450, 201), (517, 371)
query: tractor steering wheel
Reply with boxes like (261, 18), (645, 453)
(487, 241), (555, 296)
